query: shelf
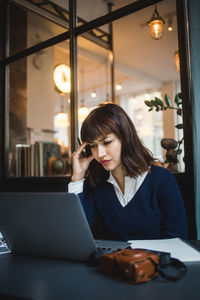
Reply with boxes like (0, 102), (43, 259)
(0, 176), (71, 192)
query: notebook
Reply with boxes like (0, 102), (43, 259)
(0, 192), (128, 261)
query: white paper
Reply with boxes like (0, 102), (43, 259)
(127, 238), (200, 262)
(0, 238), (11, 255)
(0, 249), (11, 255)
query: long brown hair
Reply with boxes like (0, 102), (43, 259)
(81, 103), (155, 186)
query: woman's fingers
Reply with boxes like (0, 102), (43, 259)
(71, 143), (93, 181)
(88, 154), (94, 162)
(72, 142), (87, 158)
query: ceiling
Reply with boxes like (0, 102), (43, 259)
(28, 0), (180, 106)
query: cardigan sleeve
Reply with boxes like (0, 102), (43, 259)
(157, 170), (188, 239)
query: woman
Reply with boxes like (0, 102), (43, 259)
(68, 103), (187, 240)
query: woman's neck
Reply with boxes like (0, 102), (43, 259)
(111, 167), (126, 194)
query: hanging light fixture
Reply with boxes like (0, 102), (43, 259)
(78, 99), (89, 123)
(55, 97), (69, 128)
(174, 50), (180, 72)
(116, 83), (122, 91)
(53, 64), (71, 94)
(55, 111), (69, 127)
(147, 5), (165, 40)
(167, 18), (173, 32)
(91, 91), (97, 98)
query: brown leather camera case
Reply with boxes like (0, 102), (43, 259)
(101, 248), (159, 284)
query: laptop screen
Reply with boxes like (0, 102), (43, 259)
(0, 192), (97, 261)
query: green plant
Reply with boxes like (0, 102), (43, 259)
(144, 93), (184, 157)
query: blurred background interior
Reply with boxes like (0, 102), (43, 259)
(6, 0), (183, 177)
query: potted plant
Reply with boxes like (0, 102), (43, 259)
(144, 93), (184, 169)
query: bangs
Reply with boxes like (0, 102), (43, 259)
(81, 118), (114, 143)
(81, 108), (119, 143)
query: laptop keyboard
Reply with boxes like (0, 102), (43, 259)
(96, 246), (121, 254)
(88, 246), (126, 266)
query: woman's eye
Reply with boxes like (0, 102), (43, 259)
(90, 144), (97, 149)
(104, 140), (112, 145)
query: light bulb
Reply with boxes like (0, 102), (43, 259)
(91, 91), (96, 98)
(148, 19), (165, 39)
(147, 6), (165, 40)
(174, 50), (180, 72)
(78, 106), (89, 123)
(116, 83), (122, 91)
(55, 112), (69, 127)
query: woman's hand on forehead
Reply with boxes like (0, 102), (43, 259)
(71, 142), (94, 182)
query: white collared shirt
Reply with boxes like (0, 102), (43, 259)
(107, 171), (148, 207)
(68, 171), (148, 207)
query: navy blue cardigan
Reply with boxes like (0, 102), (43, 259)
(76, 166), (188, 240)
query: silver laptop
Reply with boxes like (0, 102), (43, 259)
(0, 192), (128, 261)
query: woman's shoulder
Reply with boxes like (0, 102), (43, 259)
(149, 165), (174, 180)
(150, 164), (170, 173)
(147, 165), (179, 193)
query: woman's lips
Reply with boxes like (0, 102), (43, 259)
(100, 160), (111, 166)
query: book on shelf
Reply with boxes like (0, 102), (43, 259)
(39, 141), (61, 176)
(15, 144), (31, 177)
(15, 141), (61, 177)
(34, 141), (40, 177)
(30, 144), (35, 177)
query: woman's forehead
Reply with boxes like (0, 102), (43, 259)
(88, 133), (117, 143)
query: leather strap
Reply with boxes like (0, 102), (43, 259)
(144, 250), (187, 281)
(159, 257), (187, 281)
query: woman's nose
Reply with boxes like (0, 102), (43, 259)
(97, 145), (106, 158)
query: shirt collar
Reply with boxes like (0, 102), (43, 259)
(107, 171), (133, 187)
(107, 171), (148, 186)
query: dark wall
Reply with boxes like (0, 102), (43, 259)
(174, 172), (196, 239)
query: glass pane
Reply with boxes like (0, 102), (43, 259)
(8, 40), (71, 177)
(9, 2), (68, 56)
(77, 36), (112, 134)
(112, 0), (184, 171)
